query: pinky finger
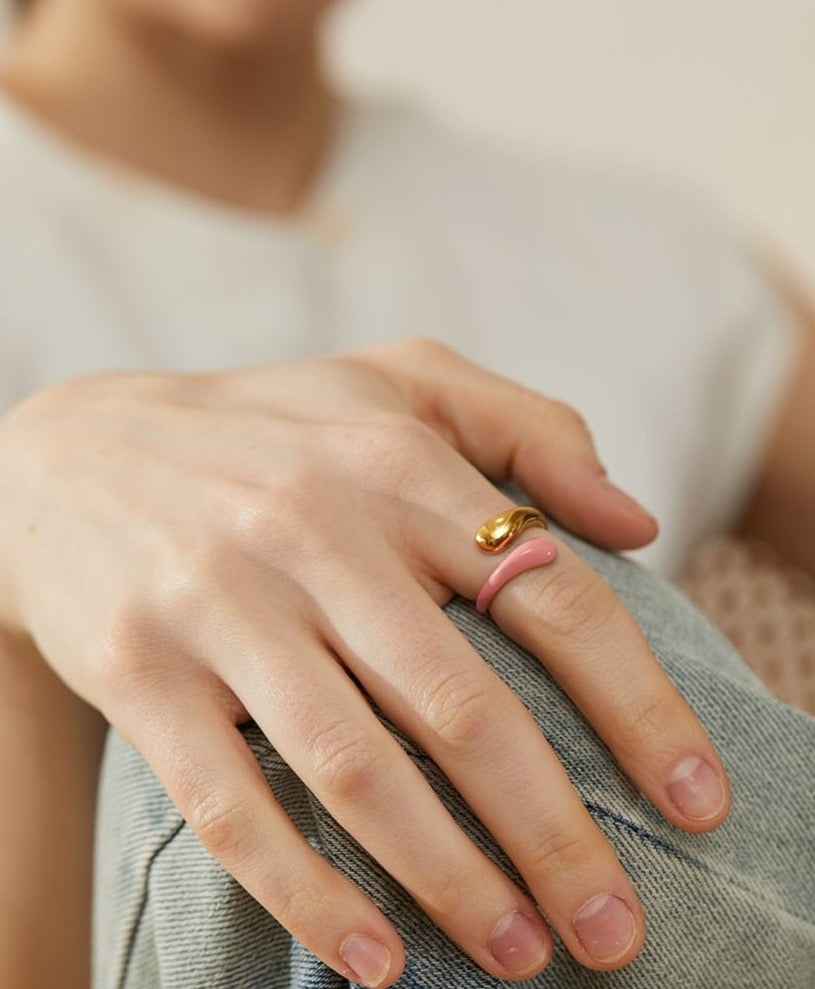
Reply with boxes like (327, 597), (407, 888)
(132, 693), (406, 989)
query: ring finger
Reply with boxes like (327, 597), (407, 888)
(409, 484), (731, 834)
(202, 626), (556, 982)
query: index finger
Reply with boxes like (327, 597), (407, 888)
(351, 339), (658, 552)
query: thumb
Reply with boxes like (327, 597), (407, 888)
(358, 339), (658, 551)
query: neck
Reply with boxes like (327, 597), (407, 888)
(0, 3), (336, 213)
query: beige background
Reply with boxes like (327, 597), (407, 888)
(326, 0), (815, 288)
(3, 1), (814, 287)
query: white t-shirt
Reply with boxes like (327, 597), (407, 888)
(0, 92), (800, 575)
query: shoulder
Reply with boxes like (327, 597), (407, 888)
(356, 102), (787, 351)
(352, 101), (762, 318)
(354, 101), (718, 243)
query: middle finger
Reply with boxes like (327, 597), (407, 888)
(319, 565), (646, 970)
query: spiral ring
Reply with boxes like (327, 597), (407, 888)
(474, 506), (548, 554)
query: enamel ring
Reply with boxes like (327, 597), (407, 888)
(476, 538), (559, 613)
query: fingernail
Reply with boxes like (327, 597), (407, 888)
(340, 934), (392, 988)
(574, 894), (636, 962)
(667, 755), (726, 820)
(599, 477), (658, 524)
(489, 910), (550, 974)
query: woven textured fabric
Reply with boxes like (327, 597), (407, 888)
(94, 529), (815, 989)
(681, 537), (815, 715)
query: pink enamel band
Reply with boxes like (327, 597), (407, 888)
(475, 537), (558, 613)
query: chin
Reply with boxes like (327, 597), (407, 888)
(141, 0), (334, 50)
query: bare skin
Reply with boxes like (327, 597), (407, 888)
(0, 1), (813, 986)
(736, 271), (815, 577)
(0, 344), (695, 987)
(1, 0), (336, 213)
(0, 7), (341, 979)
(0, 630), (106, 989)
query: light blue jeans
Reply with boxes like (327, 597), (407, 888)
(93, 527), (815, 988)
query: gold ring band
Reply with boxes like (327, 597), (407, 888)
(475, 506), (548, 554)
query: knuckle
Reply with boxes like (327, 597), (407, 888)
(200, 481), (312, 575)
(208, 474), (343, 579)
(267, 880), (320, 935)
(94, 601), (162, 696)
(348, 413), (446, 488)
(185, 787), (256, 864)
(545, 398), (591, 435)
(308, 720), (385, 801)
(527, 826), (594, 877)
(225, 499), (311, 574)
(148, 544), (236, 631)
(421, 667), (496, 751)
(403, 336), (455, 362)
(181, 534), (234, 591)
(533, 567), (617, 640)
(415, 862), (472, 918)
(621, 691), (680, 749)
(373, 412), (439, 456)
(101, 600), (154, 655)
(226, 481), (278, 550)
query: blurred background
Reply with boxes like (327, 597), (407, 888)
(3, 0), (811, 283)
(1, 0), (813, 706)
(321, 0), (815, 712)
(320, 0), (815, 287)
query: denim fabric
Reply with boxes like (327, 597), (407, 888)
(93, 528), (815, 988)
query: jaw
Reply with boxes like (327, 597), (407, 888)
(115, 0), (334, 55)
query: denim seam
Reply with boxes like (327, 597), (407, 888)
(585, 802), (688, 859)
(588, 802), (815, 930)
(118, 816), (186, 989)
(118, 796), (814, 989)
(304, 739), (815, 928)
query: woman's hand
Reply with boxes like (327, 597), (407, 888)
(0, 339), (729, 987)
